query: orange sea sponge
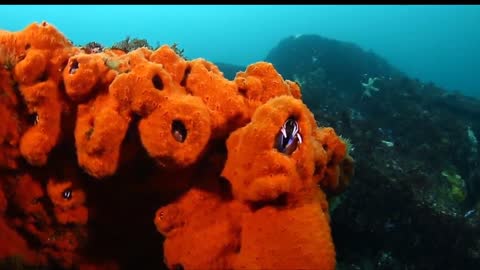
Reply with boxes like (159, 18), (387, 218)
(0, 188), (6, 213)
(222, 95), (319, 202)
(156, 95), (343, 270)
(0, 21), (353, 270)
(315, 127), (355, 194)
(234, 62), (302, 116)
(46, 167), (88, 225)
(0, 178), (41, 265)
(155, 180), (247, 270)
(155, 177), (337, 270)
(184, 59), (248, 138)
(232, 190), (335, 270)
(0, 218), (41, 266)
(16, 21), (72, 50)
(74, 92), (130, 178)
(42, 230), (82, 268)
(18, 80), (63, 166)
(138, 95), (211, 168)
(1, 168), (89, 268)
(0, 22), (71, 71)
(0, 70), (22, 169)
(150, 45), (188, 84)
(63, 53), (116, 101)
(74, 54), (187, 178)
(13, 48), (48, 84)
(219, 95), (339, 269)
(11, 173), (51, 226)
(109, 58), (184, 117)
(10, 175), (60, 264)
(0, 22), (75, 167)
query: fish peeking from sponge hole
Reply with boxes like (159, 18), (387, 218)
(171, 120), (188, 143)
(275, 116), (303, 155)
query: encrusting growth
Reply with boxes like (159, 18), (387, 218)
(0, 22), (354, 270)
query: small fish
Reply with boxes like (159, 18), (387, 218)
(464, 209), (476, 218)
(171, 120), (187, 143)
(276, 118), (302, 155)
(63, 188), (72, 200)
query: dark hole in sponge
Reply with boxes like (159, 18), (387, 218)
(234, 243), (241, 253)
(250, 193), (288, 211)
(152, 74), (164, 90)
(218, 177), (233, 200)
(25, 43), (31, 50)
(17, 54), (26, 62)
(172, 264), (184, 270)
(171, 120), (187, 143)
(313, 165), (322, 176)
(27, 113), (39, 125)
(180, 65), (191, 87)
(327, 156), (335, 167)
(69, 59), (79, 74)
(60, 59), (69, 71)
(38, 71), (48, 82)
(238, 87), (247, 97)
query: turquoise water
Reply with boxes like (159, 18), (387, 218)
(2, 5), (479, 97)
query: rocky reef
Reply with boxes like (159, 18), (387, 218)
(266, 34), (480, 270)
(0, 23), (353, 269)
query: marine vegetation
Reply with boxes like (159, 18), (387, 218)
(169, 42), (186, 59)
(267, 34), (480, 270)
(111, 35), (153, 52)
(82, 41), (104, 54)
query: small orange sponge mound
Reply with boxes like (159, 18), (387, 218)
(0, 22), (354, 269)
(222, 96), (338, 269)
(233, 192), (335, 270)
(222, 95), (318, 202)
(138, 95), (212, 168)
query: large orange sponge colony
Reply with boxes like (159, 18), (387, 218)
(0, 22), (74, 167)
(0, 22), (354, 269)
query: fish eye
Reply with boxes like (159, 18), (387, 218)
(171, 120), (187, 143)
(275, 117), (302, 155)
(62, 188), (72, 200)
